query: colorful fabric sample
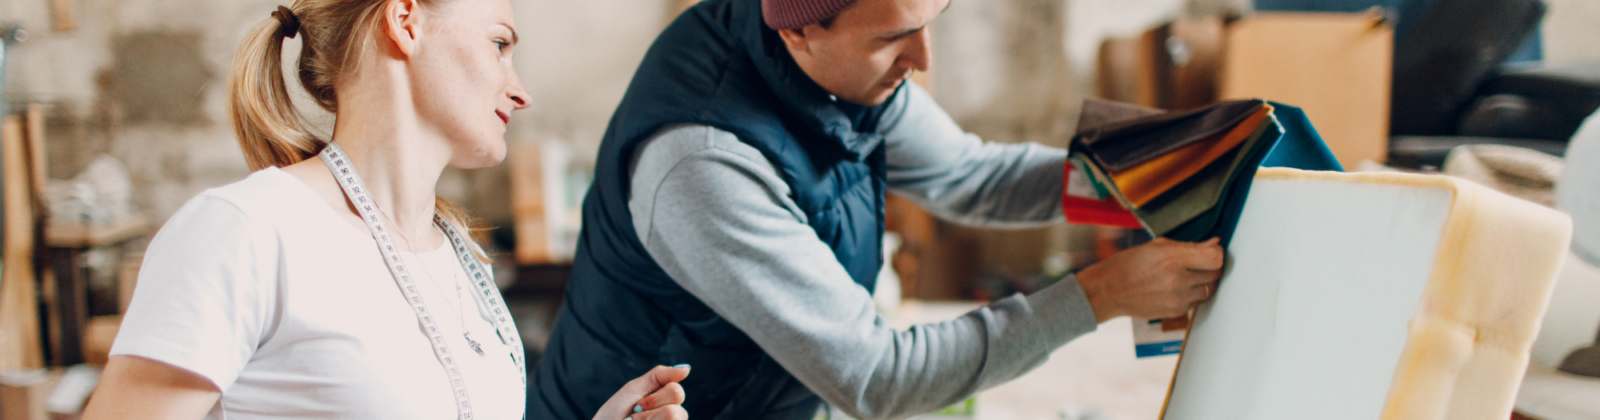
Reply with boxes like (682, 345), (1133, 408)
(1078, 99), (1265, 172)
(1135, 119), (1280, 237)
(1111, 106), (1272, 208)
(1062, 100), (1343, 247)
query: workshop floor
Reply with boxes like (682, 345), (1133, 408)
(889, 301), (1178, 420)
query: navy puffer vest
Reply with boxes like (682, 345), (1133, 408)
(527, 0), (895, 418)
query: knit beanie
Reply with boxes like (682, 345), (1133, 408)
(762, 0), (862, 30)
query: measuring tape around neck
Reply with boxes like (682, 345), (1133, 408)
(319, 142), (527, 420)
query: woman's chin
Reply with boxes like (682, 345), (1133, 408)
(452, 142), (507, 169)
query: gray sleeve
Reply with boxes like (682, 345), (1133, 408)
(628, 125), (1101, 420)
(880, 83), (1068, 228)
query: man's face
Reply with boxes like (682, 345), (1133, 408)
(778, 0), (950, 106)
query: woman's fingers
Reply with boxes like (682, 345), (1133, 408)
(634, 382), (687, 411)
(629, 404), (689, 420)
(592, 365), (692, 420)
(624, 365), (691, 396)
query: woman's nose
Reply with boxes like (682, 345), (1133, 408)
(507, 72), (531, 110)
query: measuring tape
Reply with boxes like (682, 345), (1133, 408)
(319, 143), (527, 420)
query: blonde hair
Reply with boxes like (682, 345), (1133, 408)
(228, 0), (486, 259)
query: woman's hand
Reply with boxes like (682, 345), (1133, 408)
(592, 365), (691, 420)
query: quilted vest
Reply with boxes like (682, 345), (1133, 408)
(528, 0), (894, 418)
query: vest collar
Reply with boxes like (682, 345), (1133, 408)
(736, 0), (897, 162)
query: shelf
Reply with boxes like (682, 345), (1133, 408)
(45, 215), (148, 249)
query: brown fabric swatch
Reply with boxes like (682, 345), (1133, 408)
(1078, 99), (1265, 172)
(1076, 98), (1166, 134)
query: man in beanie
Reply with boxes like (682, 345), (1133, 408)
(529, 0), (1225, 419)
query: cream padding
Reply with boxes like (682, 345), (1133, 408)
(1162, 168), (1572, 420)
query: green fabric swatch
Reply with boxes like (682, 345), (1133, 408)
(1161, 115), (1285, 242)
(1134, 118), (1280, 236)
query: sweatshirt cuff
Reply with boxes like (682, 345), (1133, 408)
(1023, 274), (1101, 347)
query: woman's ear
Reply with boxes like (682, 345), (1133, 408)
(382, 0), (422, 57)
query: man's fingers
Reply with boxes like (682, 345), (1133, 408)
(630, 405), (689, 420)
(1178, 268), (1222, 288)
(1171, 238), (1225, 271)
(636, 382), (686, 411)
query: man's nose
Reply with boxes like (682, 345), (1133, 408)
(897, 29), (932, 73)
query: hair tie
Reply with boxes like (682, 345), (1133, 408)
(272, 5), (301, 39)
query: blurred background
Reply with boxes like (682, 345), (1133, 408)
(0, 0), (1597, 419)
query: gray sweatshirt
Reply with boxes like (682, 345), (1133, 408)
(626, 83), (1100, 420)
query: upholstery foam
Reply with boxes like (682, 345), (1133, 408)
(1162, 168), (1572, 420)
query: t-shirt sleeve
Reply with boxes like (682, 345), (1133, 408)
(110, 194), (279, 391)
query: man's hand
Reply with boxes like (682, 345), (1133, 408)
(592, 365), (692, 420)
(1076, 237), (1225, 323)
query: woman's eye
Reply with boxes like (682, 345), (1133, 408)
(494, 40), (509, 51)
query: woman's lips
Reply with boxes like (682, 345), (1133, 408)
(496, 110), (509, 125)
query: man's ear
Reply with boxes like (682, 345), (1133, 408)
(776, 27), (812, 59)
(382, 0), (422, 57)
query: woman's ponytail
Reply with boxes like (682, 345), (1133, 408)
(227, 10), (322, 171)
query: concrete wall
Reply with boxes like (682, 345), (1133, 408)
(0, 0), (676, 230)
(1544, 0), (1600, 65)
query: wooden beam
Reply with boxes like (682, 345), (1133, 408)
(22, 106), (44, 210)
(117, 254), (140, 314)
(23, 107), (49, 362)
(509, 144), (551, 265)
(0, 115), (43, 371)
(45, 216), (147, 249)
(50, 0), (77, 33)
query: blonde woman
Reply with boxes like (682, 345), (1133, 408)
(79, 0), (689, 419)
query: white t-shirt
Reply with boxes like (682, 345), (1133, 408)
(111, 167), (525, 420)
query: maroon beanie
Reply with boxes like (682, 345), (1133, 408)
(762, 0), (863, 30)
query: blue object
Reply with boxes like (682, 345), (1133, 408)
(1253, 0), (1542, 63)
(1136, 340), (1187, 358)
(530, 0), (888, 419)
(1166, 103), (1343, 247)
(1259, 103), (1344, 171)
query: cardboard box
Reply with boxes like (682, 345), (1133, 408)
(1219, 12), (1393, 169)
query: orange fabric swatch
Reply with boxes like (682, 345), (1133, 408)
(1111, 105), (1272, 207)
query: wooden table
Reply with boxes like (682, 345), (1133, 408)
(42, 216), (146, 366)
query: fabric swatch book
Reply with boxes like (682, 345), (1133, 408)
(1062, 98), (1344, 246)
